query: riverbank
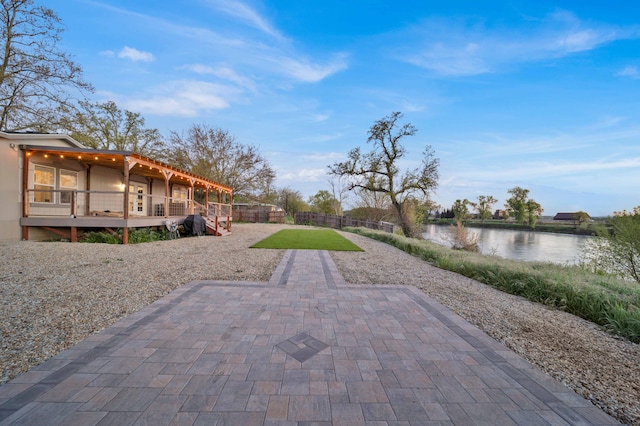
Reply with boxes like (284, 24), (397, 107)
(429, 218), (600, 235)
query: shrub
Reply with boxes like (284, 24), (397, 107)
(82, 228), (168, 244)
(580, 207), (640, 283)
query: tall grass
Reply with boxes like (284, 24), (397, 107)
(346, 227), (640, 343)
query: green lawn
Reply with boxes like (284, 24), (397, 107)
(250, 229), (363, 251)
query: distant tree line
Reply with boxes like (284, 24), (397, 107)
(433, 188), (544, 228)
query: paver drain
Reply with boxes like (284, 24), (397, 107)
(276, 332), (329, 362)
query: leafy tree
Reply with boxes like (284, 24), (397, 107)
(526, 199), (544, 227)
(329, 111), (439, 238)
(308, 190), (339, 214)
(504, 186), (543, 227)
(473, 195), (497, 222)
(504, 186), (529, 224)
(582, 207), (640, 283)
(573, 211), (591, 227)
(0, 0), (93, 131)
(59, 100), (165, 157)
(275, 187), (309, 215)
(167, 124), (275, 198)
(451, 199), (472, 224)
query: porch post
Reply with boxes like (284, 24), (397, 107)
(122, 157), (130, 245)
(204, 185), (209, 218)
(21, 149), (29, 240)
(228, 190), (233, 231)
(85, 165), (92, 216)
(164, 172), (170, 218)
(189, 178), (196, 215)
(123, 157), (130, 220)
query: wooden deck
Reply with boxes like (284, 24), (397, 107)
(19, 145), (234, 243)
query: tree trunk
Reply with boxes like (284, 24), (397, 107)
(392, 200), (420, 238)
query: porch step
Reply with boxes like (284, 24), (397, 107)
(204, 217), (232, 236)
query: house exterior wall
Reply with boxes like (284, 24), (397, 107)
(0, 141), (21, 241)
(1, 133), (83, 242)
(88, 165), (126, 214)
(151, 179), (166, 216)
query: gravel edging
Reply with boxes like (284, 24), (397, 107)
(1, 223), (638, 424)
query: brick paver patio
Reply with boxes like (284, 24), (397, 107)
(0, 250), (619, 425)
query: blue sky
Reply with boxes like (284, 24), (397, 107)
(52, 0), (640, 216)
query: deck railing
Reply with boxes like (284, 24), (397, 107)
(23, 189), (230, 219)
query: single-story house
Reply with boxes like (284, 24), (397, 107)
(493, 209), (506, 219)
(553, 212), (591, 222)
(1, 131), (233, 243)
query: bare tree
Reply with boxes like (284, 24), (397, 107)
(329, 112), (439, 238)
(0, 0), (93, 131)
(328, 176), (350, 216)
(167, 123), (275, 198)
(59, 100), (165, 157)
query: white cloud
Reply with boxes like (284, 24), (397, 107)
(617, 65), (640, 79)
(312, 114), (330, 122)
(400, 11), (640, 76)
(278, 168), (328, 182)
(118, 46), (154, 62)
(278, 55), (348, 83)
(302, 152), (344, 161)
(205, 0), (283, 39)
(121, 80), (239, 116)
(179, 64), (256, 91)
(93, 2), (347, 83)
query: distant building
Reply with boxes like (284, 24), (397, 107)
(553, 212), (591, 221)
(493, 209), (506, 219)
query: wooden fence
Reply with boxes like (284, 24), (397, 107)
(294, 212), (394, 233)
(233, 210), (285, 223)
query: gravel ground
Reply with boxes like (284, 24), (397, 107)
(1, 223), (638, 424)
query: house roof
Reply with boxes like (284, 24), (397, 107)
(553, 212), (590, 220)
(21, 144), (233, 194)
(1, 131), (86, 148)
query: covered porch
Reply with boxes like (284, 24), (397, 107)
(20, 145), (233, 243)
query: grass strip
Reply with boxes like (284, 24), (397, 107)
(345, 227), (640, 343)
(251, 229), (363, 251)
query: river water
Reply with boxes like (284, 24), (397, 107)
(422, 224), (592, 264)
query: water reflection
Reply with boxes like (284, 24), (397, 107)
(422, 224), (591, 264)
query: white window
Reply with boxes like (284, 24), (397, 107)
(172, 186), (188, 200)
(60, 169), (78, 204)
(34, 165), (55, 203)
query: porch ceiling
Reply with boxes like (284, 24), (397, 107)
(21, 145), (232, 194)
